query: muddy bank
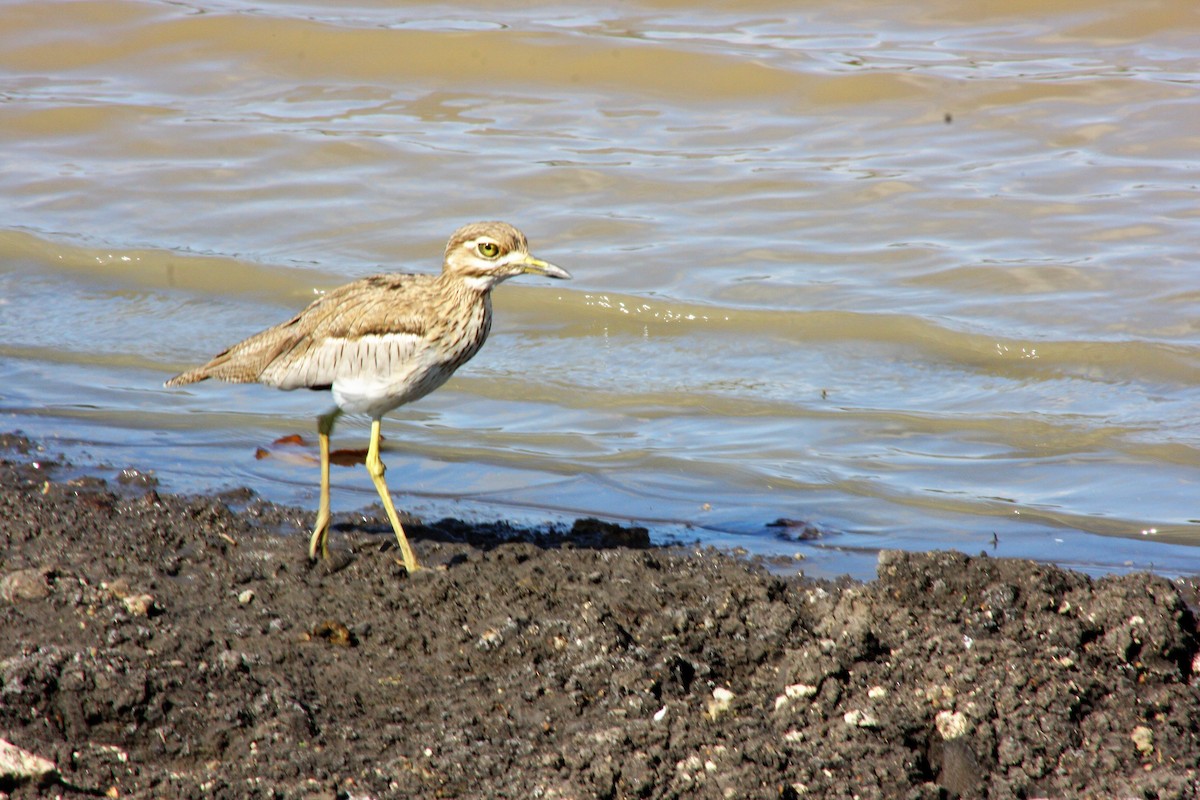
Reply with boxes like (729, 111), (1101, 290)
(1, 435), (1198, 799)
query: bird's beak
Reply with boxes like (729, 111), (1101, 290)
(520, 255), (572, 280)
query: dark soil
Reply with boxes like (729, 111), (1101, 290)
(1, 433), (1198, 799)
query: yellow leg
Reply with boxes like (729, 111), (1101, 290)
(308, 408), (341, 561)
(364, 417), (419, 573)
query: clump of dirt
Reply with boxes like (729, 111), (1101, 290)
(1, 436), (1197, 799)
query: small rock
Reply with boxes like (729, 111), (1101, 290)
(102, 578), (131, 599)
(0, 433), (34, 454)
(675, 754), (705, 778)
(706, 687), (735, 720)
(238, 589), (256, 605)
(122, 593), (156, 616)
(766, 519), (822, 540)
(476, 628), (504, 651)
(936, 710), (968, 740)
(217, 650), (247, 672)
(1131, 725), (1154, 756)
(868, 685), (887, 699)
(0, 738), (57, 786)
(116, 467), (158, 488)
(774, 683), (818, 712)
(311, 620), (354, 647)
(0, 568), (53, 602)
(843, 709), (879, 728)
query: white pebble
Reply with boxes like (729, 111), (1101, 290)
(843, 709), (879, 728)
(935, 710), (968, 740)
(706, 687), (735, 719)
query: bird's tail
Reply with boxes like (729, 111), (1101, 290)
(164, 367), (213, 388)
(164, 323), (300, 388)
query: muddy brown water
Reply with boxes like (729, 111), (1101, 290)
(1, 1), (1198, 578)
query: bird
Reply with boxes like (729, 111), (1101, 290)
(165, 221), (571, 573)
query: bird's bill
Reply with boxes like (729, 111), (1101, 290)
(519, 255), (572, 280)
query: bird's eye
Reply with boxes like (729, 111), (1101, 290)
(478, 241), (500, 259)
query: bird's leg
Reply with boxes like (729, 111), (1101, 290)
(308, 408), (342, 561)
(364, 417), (420, 573)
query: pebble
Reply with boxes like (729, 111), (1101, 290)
(116, 467), (158, 488)
(122, 594), (156, 616)
(476, 629), (504, 651)
(1130, 725), (1154, 756)
(935, 710), (968, 740)
(310, 620), (353, 647)
(0, 738), (57, 786)
(0, 568), (52, 602)
(774, 682), (818, 712)
(843, 709), (879, 728)
(706, 687), (735, 719)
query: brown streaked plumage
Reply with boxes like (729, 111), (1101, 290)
(165, 221), (571, 572)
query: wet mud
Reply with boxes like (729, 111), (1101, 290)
(1, 434), (1197, 798)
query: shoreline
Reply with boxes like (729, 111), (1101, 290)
(1, 434), (1198, 798)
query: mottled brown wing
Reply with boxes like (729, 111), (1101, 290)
(165, 273), (435, 389)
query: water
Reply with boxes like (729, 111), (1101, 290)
(2, 0), (1198, 580)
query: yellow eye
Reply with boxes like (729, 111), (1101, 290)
(478, 241), (500, 259)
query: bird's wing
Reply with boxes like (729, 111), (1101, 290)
(164, 312), (310, 387)
(258, 274), (435, 390)
(166, 273), (437, 389)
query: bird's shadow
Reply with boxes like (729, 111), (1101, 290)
(325, 514), (652, 571)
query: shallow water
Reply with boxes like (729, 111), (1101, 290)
(2, 0), (1198, 579)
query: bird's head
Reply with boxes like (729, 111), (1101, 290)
(443, 221), (572, 290)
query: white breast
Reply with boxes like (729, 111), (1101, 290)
(325, 332), (453, 417)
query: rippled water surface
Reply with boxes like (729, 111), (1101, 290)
(3, 0), (1198, 578)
